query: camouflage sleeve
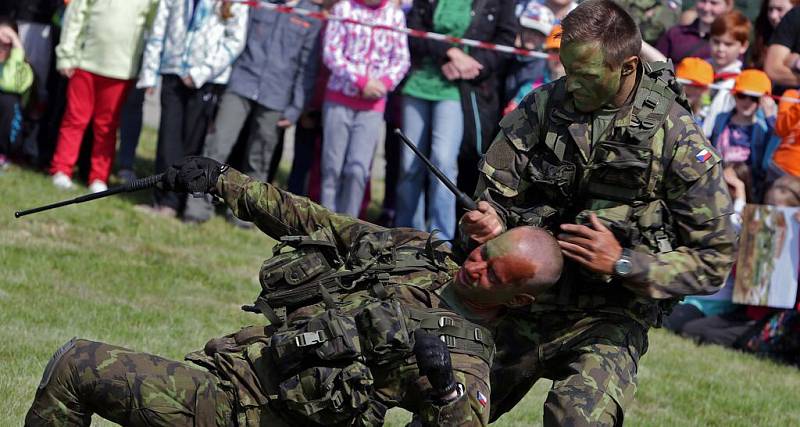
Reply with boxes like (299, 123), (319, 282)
(473, 89), (546, 229)
(215, 168), (386, 246)
(622, 112), (737, 299)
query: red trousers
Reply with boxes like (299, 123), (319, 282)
(50, 69), (133, 183)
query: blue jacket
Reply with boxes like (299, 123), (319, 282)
(226, 0), (323, 123)
(710, 108), (780, 189)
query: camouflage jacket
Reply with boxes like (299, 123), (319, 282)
(475, 61), (737, 327)
(186, 169), (492, 427)
(616, 0), (680, 45)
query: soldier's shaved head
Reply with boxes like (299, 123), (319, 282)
(454, 226), (563, 308)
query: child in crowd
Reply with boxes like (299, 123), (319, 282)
(677, 175), (800, 349)
(319, 0), (410, 216)
(0, 18), (34, 170)
(773, 89), (800, 178)
(710, 69), (778, 200)
(137, 0), (248, 217)
(664, 163), (748, 335)
(183, 0), (323, 224)
(503, 3), (557, 115)
(702, 10), (750, 139)
(49, 0), (157, 192)
(675, 57), (713, 126)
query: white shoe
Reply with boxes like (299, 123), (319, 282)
(52, 172), (74, 190)
(88, 180), (108, 193)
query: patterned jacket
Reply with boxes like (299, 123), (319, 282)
(323, 0), (410, 112)
(474, 62), (738, 327)
(137, 0), (248, 88)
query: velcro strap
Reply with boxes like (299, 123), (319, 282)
(408, 308), (495, 363)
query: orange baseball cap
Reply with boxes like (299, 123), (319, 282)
(675, 57), (713, 87)
(734, 69), (772, 97)
(544, 25), (562, 51)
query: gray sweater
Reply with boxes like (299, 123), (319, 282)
(227, 0), (323, 123)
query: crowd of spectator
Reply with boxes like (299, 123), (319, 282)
(1, 0), (799, 364)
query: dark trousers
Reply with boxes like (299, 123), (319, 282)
(682, 309), (756, 348)
(0, 91), (22, 156)
(662, 303), (705, 334)
(153, 74), (223, 210)
(118, 87), (146, 171)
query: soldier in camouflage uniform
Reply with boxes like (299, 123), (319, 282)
(459, 0), (737, 425)
(616, 0), (681, 45)
(26, 158), (565, 427)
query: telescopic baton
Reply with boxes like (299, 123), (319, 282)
(393, 128), (478, 211)
(14, 173), (164, 218)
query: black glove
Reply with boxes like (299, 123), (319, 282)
(413, 329), (458, 402)
(162, 156), (226, 194)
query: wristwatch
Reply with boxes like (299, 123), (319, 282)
(613, 249), (633, 278)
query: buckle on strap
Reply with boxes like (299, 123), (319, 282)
(655, 231), (673, 253)
(474, 328), (483, 343)
(438, 316), (455, 328)
(439, 335), (457, 348)
(295, 330), (327, 347)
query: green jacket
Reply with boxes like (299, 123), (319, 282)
(56, 0), (157, 79)
(0, 47), (34, 98)
(475, 62), (737, 326)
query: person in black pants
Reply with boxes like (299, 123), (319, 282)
(149, 75), (223, 215)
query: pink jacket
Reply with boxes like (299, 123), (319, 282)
(323, 0), (410, 112)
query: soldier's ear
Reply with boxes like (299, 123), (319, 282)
(505, 293), (536, 309)
(621, 56), (638, 76)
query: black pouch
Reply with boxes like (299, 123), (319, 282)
(278, 362), (374, 425)
(585, 141), (652, 202)
(270, 310), (361, 373)
(355, 299), (412, 364)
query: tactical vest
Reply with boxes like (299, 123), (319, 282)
(189, 230), (494, 426)
(511, 61), (692, 326)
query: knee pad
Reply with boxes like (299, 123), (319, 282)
(38, 337), (78, 390)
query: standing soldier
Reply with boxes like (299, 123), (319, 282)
(617, 0), (682, 45)
(460, 0), (736, 425)
(25, 158), (564, 427)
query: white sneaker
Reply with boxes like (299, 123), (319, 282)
(52, 172), (74, 190)
(88, 180), (108, 193)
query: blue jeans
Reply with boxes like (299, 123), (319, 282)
(395, 96), (463, 241)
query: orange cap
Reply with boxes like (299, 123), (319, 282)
(734, 69), (772, 97)
(544, 25), (561, 51)
(675, 57), (713, 87)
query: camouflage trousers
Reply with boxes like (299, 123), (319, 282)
(488, 311), (649, 426)
(25, 337), (492, 427)
(25, 339), (236, 427)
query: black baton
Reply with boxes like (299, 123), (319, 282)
(393, 128), (478, 211)
(15, 173), (164, 218)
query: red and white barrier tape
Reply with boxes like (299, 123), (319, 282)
(234, 1), (800, 106)
(230, 0), (551, 58)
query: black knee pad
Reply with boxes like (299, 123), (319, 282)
(38, 337), (79, 390)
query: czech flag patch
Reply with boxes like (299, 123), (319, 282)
(696, 149), (712, 163)
(477, 390), (488, 407)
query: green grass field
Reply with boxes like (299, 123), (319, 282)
(2, 130), (800, 426)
